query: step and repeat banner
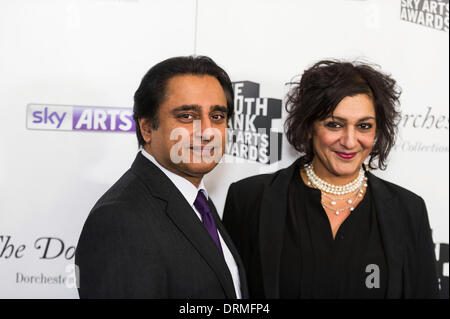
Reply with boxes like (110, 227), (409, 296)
(0, 0), (448, 298)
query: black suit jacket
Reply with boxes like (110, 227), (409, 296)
(223, 160), (439, 299)
(76, 152), (248, 299)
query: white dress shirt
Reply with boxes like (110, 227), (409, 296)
(141, 149), (242, 299)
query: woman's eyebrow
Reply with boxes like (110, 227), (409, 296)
(327, 115), (376, 122)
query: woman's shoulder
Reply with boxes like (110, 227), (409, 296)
(225, 161), (298, 214)
(367, 172), (429, 231)
(229, 161), (297, 193)
(367, 171), (424, 204)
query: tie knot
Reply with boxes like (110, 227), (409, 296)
(194, 190), (210, 217)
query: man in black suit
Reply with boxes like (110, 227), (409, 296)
(75, 56), (248, 299)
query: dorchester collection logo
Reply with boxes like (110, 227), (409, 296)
(226, 81), (283, 164)
(26, 104), (135, 132)
(393, 106), (449, 153)
(400, 0), (449, 32)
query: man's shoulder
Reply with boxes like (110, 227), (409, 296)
(93, 169), (146, 209)
(90, 165), (170, 220)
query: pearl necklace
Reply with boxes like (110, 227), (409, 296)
(321, 188), (363, 215)
(304, 163), (368, 215)
(304, 163), (367, 195)
(321, 188), (363, 205)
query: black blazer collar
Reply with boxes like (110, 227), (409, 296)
(258, 162), (405, 298)
(130, 152), (239, 299)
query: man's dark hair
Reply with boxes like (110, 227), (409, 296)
(284, 59), (401, 170)
(133, 55), (234, 147)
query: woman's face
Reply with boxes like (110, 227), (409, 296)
(311, 94), (377, 182)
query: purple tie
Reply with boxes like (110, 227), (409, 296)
(194, 191), (223, 254)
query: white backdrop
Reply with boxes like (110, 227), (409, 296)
(0, 0), (448, 299)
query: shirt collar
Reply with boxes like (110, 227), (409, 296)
(140, 149), (208, 206)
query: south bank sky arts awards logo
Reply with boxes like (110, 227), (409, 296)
(226, 81), (283, 164)
(400, 0), (449, 31)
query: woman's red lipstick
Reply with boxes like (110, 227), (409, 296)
(336, 152), (357, 159)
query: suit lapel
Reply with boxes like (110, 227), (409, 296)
(258, 161), (298, 298)
(210, 200), (250, 299)
(165, 194), (237, 298)
(367, 172), (405, 298)
(131, 153), (237, 299)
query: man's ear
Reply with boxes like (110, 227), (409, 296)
(139, 118), (153, 144)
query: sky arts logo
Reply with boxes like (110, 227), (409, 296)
(26, 104), (135, 132)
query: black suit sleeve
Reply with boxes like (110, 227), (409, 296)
(411, 198), (440, 298)
(223, 182), (266, 298)
(75, 203), (167, 298)
(223, 183), (243, 253)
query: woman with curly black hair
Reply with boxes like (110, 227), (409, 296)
(223, 60), (439, 299)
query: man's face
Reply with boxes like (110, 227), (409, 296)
(141, 74), (228, 183)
